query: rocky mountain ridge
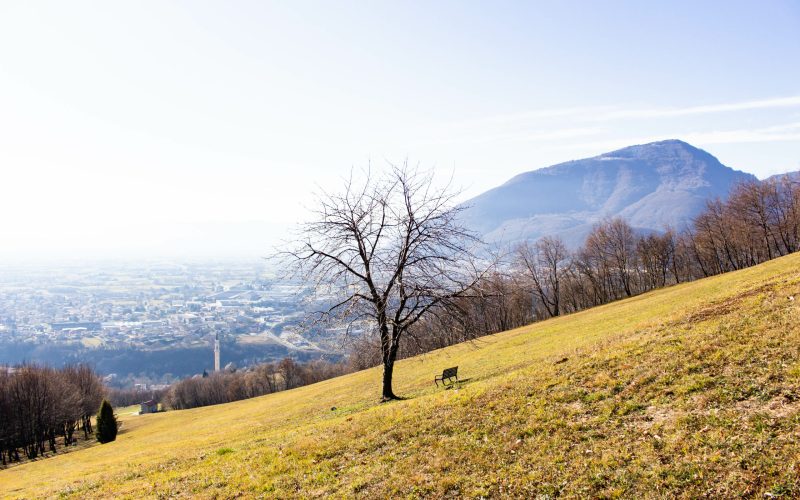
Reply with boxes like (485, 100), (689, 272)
(463, 140), (759, 247)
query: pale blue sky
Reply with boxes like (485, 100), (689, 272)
(1, 1), (799, 259)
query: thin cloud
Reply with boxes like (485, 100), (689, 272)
(420, 95), (800, 151)
(684, 122), (800, 144)
(553, 122), (800, 153)
(443, 95), (800, 130)
(445, 105), (614, 128)
(594, 96), (800, 121)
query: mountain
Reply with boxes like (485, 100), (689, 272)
(462, 140), (757, 247)
(766, 170), (800, 183)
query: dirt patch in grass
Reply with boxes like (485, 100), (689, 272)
(734, 395), (800, 420)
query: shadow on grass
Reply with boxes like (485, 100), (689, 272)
(442, 377), (473, 389)
(381, 394), (413, 403)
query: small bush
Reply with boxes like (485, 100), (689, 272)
(95, 400), (118, 444)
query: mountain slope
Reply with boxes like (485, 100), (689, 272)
(3, 253), (800, 498)
(766, 170), (800, 183)
(463, 140), (757, 247)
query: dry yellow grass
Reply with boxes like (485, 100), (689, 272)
(2, 253), (800, 498)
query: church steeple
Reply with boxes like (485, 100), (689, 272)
(214, 332), (220, 372)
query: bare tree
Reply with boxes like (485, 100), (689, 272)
(277, 358), (302, 390)
(0, 364), (105, 465)
(772, 176), (800, 253)
(63, 364), (104, 440)
(516, 236), (569, 318)
(636, 230), (676, 290)
(285, 165), (486, 401)
(728, 180), (780, 259)
(603, 218), (639, 297)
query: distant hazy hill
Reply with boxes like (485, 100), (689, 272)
(766, 170), (800, 183)
(463, 140), (757, 247)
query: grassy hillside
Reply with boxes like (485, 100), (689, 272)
(3, 254), (800, 498)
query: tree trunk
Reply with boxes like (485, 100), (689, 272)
(380, 333), (401, 401)
(381, 359), (397, 401)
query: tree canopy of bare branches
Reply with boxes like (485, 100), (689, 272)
(0, 364), (105, 466)
(517, 236), (569, 318)
(285, 165), (486, 400)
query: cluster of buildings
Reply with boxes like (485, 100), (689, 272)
(0, 261), (339, 382)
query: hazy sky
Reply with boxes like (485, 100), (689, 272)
(1, 1), (799, 260)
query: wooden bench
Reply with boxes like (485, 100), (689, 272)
(434, 366), (459, 387)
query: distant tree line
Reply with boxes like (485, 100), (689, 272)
(164, 358), (351, 410)
(108, 387), (168, 408)
(516, 176), (799, 317)
(0, 364), (104, 466)
(349, 176), (800, 365)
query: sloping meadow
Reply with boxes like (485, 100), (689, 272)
(3, 253), (800, 498)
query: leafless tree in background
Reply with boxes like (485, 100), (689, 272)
(636, 230), (676, 290)
(517, 235), (569, 318)
(771, 177), (800, 253)
(729, 180), (780, 260)
(164, 358), (351, 410)
(0, 364), (105, 465)
(284, 165), (487, 400)
(602, 218), (639, 297)
(63, 364), (104, 439)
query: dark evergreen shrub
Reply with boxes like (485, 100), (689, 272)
(95, 399), (118, 443)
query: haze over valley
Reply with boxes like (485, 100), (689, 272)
(1, 138), (798, 384)
(0, 260), (343, 386)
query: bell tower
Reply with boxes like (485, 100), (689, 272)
(214, 332), (221, 372)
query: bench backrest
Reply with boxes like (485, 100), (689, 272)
(442, 367), (458, 378)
